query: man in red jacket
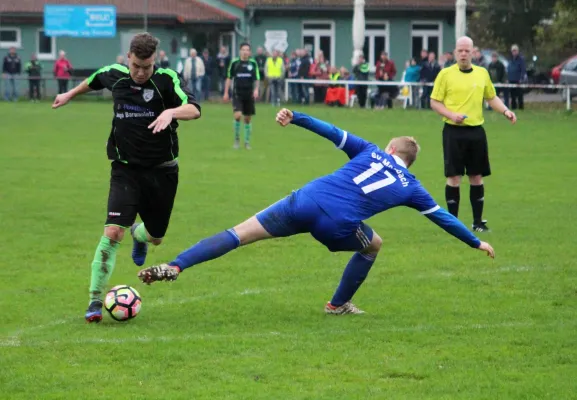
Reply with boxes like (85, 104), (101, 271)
(54, 50), (73, 94)
(375, 52), (397, 109)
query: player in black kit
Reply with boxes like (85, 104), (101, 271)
(223, 42), (260, 150)
(51, 32), (201, 323)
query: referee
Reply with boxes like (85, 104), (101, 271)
(52, 32), (201, 322)
(223, 42), (260, 150)
(430, 36), (516, 232)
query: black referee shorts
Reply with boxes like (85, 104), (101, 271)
(105, 161), (179, 239)
(232, 94), (256, 116)
(442, 123), (491, 178)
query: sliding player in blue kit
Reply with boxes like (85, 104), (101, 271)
(138, 108), (495, 315)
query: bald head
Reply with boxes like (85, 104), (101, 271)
(455, 36), (474, 70)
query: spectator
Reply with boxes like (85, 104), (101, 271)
(297, 49), (311, 104)
(325, 66), (345, 107)
(310, 52), (329, 104)
(443, 51), (456, 68)
(265, 49), (285, 106)
(288, 51), (300, 103)
(473, 47), (488, 68)
(403, 57), (421, 108)
(419, 49), (429, 66)
(183, 48), (205, 99)
(54, 50), (73, 94)
(352, 54), (370, 108)
(487, 52), (506, 102)
(420, 52), (441, 109)
(157, 50), (170, 68)
(216, 46), (230, 95)
(506, 44), (526, 110)
(254, 46), (268, 101)
(25, 53), (42, 102)
(2, 46), (21, 101)
(375, 52), (397, 109)
(201, 49), (214, 101)
(116, 55), (125, 64)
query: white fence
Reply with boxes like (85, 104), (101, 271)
(284, 78), (577, 111)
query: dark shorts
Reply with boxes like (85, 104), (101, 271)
(256, 190), (374, 253)
(232, 94), (256, 116)
(105, 161), (179, 238)
(442, 123), (491, 178)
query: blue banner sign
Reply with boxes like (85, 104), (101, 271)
(44, 5), (117, 37)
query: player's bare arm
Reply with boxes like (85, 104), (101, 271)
(52, 79), (93, 108)
(149, 104), (201, 134)
(486, 96), (517, 123)
(223, 78), (232, 101)
(430, 99), (467, 124)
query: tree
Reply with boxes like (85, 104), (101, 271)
(536, 0), (577, 59)
(468, 0), (557, 52)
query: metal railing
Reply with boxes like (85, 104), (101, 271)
(283, 78), (577, 111)
(0, 76), (107, 99)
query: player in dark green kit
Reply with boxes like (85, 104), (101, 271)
(51, 33), (201, 323)
(223, 42), (260, 150)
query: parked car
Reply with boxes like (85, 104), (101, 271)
(551, 54), (577, 84)
(559, 57), (577, 100)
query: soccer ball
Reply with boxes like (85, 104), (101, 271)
(104, 285), (142, 321)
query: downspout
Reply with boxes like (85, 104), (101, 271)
(236, 8), (255, 41)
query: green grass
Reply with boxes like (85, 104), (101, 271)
(1, 101), (577, 399)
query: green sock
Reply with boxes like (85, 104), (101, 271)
(234, 120), (241, 140)
(89, 236), (120, 302)
(133, 223), (149, 243)
(244, 123), (252, 143)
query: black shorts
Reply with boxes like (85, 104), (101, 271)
(105, 161), (179, 238)
(442, 123), (491, 178)
(232, 94), (255, 116)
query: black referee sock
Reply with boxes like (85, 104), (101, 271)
(445, 185), (460, 218)
(470, 184), (485, 225)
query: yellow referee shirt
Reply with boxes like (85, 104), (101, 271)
(430, 64), (496, 126)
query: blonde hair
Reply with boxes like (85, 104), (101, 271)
(386, 136), (420, 167)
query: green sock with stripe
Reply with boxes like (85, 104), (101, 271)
(234, 120), (241, 140)
(89, 236), (119, 302)
(244, 123), (252, 143)
(133, 223), (149, 243)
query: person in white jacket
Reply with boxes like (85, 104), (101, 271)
(183, 48), (205, 99)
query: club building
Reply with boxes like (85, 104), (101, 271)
(0, 0), (467, 95)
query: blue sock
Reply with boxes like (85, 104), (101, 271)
(330, 252), (376, 307)
(169, 229), (241, 271)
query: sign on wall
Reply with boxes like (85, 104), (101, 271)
(44, 5), (117, 37)
(265, 31), (288, 54)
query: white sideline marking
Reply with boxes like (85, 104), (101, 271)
(413, 265), (550, 280)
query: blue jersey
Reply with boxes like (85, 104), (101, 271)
(290, 111), (481, 248)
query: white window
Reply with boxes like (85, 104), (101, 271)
(0, 28), (22, 49)
(302, 21), (335, 66)
(363, 21), (390, 72)
(37, 29), (57, 60)
(411, 21), (443, 60)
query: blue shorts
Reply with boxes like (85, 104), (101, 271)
(256, 190), (373, 252)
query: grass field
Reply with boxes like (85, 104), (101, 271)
(1, 101), (576, 399)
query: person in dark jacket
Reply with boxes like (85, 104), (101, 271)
(506, 44), (526, 110)
(157, 50), (170, 68)
(297, 49), (311, 104)
(487, 52), (506, 100)
(25, 54), (42, 102)
(201, 49), (214, 101)
(352, 54), (370, 108)
(420, 52), (441, 109)
(216, 46), (230, 95)
(2, 47), (21, 101)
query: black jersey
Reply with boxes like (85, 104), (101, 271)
(87, 64), (200, 167)
(227, 57), (260, 96)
